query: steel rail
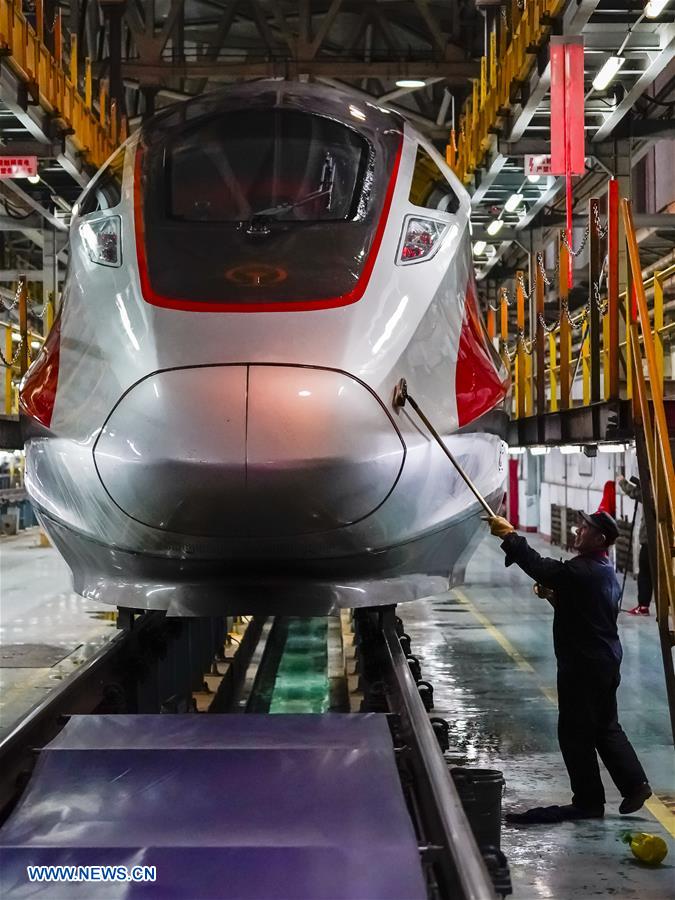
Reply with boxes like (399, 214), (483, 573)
(381, 609), (497, 900)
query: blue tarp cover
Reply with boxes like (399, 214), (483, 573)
(0, 714), (426, 899)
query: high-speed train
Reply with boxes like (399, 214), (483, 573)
(20, 82), (509, 616)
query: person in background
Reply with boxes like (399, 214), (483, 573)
(618, 474), (652, 616)
(488, 509), (652, 824)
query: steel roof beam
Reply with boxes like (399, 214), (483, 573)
(592, 25), (675, 143)
(121, 57), (480, 83)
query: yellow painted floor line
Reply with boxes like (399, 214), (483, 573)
(644, 795), (675, 838)
(452, 587), (672, 835)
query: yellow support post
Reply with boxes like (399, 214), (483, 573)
(559, 237), (571, 409)
(85, 57), (92, 108)
(622, 198), (675, 519)
(582, 330), (591, 406)
(36, 0), (44, 44)
(99, 81), (107, 127)
(515, 272), (526, 418)
(603, 314), (610, 401)
(654, 270), (664, 384)
(45, 291), (54, 334)
(70, 32), (77, 86)
(525, 354), (533, 417)
(500, 290), (509, 371)
(490, 30), (497, 89)
(535, 255), (545, 415)
(549, 332), (558, 412)
(18, 276), (28, 376)
(54, 10), (62, 67)
(4, 326), (12, 415)
(480, 57), (487, 105)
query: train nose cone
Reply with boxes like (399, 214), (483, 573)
(94, 365), (404, 538)
(245, 365), (404, 537)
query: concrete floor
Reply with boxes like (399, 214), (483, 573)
(400, 533), (675, 899)
(0, 528), (116, 740)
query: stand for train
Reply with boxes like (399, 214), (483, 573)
(0, 2), (673, 898)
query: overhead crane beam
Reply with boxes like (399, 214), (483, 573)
(121, 57), (480, 84)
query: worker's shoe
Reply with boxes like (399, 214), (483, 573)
(619, 783), (652, 814)
(506, 804), (604, 824)
(627, 605), (650, 616)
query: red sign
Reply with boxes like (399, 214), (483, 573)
(550, 37), (585, 176)
(0, 156), (38, 179)
(525, 154), (552, 177)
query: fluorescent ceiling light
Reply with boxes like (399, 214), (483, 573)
(560, 445), (581, 454)
(508, 447), (526, 455)
(526, 174), (541, 183)
(395, 79), (426, 88)
(27, 174), (41, 184)
(645, 0), (669, 17)
(504, 192), (524, 213)
(473, 240), (486, 255)
(592, 56), (625, 92)
(30, 339), (41, 349)
(598, 443), (626, 453)
(11, 332), (20, 342)
(530, 446), (550, 456)
(486, 219), (503, 236)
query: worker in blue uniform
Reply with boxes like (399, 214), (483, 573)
(488, 509), (652, 824)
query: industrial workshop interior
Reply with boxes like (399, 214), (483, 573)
(0, 0), (674, 897)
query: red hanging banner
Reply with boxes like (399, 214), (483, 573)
(550, 36), (585, 176)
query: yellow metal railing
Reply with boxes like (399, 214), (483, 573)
(0, 0), (124, 169)
(490, 181), (674, 420)
(623, 198), (675, 741)
(1, 277), (47, 416)
(447, 0), (567, 184)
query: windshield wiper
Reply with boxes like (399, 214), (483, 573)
(248, 186), (332, 221)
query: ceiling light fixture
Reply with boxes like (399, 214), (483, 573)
(27, 174), (41, 185)
(598, 443), (627, 453)
(504, 192), (524, 213)
(560, 445), (582, 454)
(592, 56), (625, 92)
(530, 446), (550, 456)
(473, 240), (486, 255)
(526, 174), (541, 183)
(486, 219), (504, 236)
(645, 0), (669, 17)
(508, 447), (526, 455)
(395, 79), (426, 88)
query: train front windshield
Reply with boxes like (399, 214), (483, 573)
(140, 106), (401, 306)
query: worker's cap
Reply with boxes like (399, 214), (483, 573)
(578, 510), (619, 545)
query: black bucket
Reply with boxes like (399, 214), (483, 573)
(450, 767), (505, 850)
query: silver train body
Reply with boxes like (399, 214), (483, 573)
(21, 83), (510, 616)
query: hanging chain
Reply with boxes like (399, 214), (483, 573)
(560, 224), (590, 258)
(536, 252), (552, 287)
(516, 270), (531, 300)
(0, 336), (23, 368)
(592, 204), (608, 239)
(0, 283), (22, 312)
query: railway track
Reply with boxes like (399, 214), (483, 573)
(0, 607), (510, 899)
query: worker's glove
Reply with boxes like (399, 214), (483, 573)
(488, 515), (515, 538)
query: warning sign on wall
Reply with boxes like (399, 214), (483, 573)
(0, 157), (38, 179)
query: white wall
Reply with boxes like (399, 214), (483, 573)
(511, 444), (642, 563)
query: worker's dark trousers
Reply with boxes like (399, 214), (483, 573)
(638, 543), (653, 608)
(557, 664), (647, 808)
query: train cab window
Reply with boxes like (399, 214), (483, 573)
(408, 145), (459, 214)
(77, 146), (126, 217)
(138, 104), (405, 306)
(168, 109), (369, 224)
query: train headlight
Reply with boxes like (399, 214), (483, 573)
(397, 215), (447, 265)
(80, 216), (122, 267)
